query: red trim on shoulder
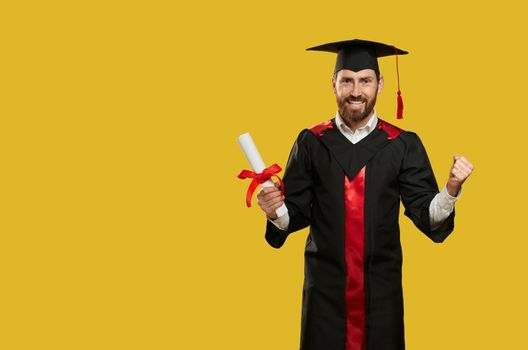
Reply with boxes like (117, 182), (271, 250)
(376, 120), (404, 141)
(309, 120), (333, 136)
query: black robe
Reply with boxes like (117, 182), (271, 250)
(265, 118), (455, 350)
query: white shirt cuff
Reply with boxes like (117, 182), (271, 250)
(438, 185), (461, 211)
(268, 210), (290, 231)
(429, 186), (461, 230)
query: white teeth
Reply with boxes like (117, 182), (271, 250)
(349, 101), (364, 104)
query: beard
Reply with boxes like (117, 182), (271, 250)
(336, 91), (377, 125)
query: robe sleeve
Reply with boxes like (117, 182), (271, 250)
(398, 132), (455, 243)
(265, 129), (313, 248)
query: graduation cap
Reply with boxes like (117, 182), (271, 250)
(306, 39), (408, 119)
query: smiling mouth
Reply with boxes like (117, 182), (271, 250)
(347, 100), (365, 105)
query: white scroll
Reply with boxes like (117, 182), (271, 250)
(237, 132), (288, 217)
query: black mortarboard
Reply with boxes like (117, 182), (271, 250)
(306, 39), (409, 118)
(306, 39), (408, 74)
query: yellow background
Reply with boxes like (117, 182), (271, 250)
(1, 0), (526, 349)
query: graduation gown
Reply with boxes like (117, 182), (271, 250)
(265, 118), (455, 350)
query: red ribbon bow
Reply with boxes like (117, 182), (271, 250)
(237, 163), (284, 207)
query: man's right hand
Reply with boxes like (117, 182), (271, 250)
(256, 182), (284, 220)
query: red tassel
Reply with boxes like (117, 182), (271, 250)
(397, 90), (403, 119)
(394, 46), (403, 119)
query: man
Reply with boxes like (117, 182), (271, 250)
(256, 39), (474, 350)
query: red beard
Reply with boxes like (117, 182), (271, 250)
(337, 93), (377, 125)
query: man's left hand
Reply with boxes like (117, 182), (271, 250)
(446, 154), (474, 197)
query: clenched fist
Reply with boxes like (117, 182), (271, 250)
(256, 182), (284, 220)
(446, 154), (474, 197)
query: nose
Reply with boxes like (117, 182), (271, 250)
(350, 83), (361, 98)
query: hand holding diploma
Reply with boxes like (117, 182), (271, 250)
(256, 183), (284, 220)
(237, 132), (287, 219)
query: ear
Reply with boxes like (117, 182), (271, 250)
(332, 75), (337, 94)
(377, 75), (384, 94)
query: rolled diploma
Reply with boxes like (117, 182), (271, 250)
(237, 132), (288, 217)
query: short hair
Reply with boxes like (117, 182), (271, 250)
(333, 70), (381, 81)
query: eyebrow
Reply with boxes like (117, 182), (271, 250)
(340, 76), (374, 81)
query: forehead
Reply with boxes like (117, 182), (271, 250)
(336, 69), (377, 79)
